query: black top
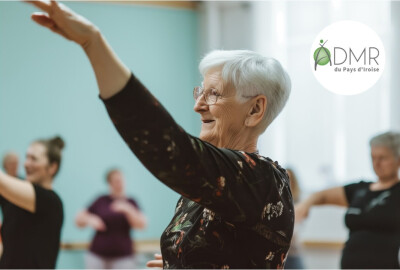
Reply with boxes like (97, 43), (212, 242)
(0, 184), (64, 269)
(342, 181), (400, 269)
(102, 74), (294, 268)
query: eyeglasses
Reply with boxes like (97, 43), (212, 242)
(193, 86), (260, 105)
(193, 86), (222, 105)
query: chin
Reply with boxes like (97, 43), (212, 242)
(26, 175), (38, 183)
(199, 133), (214, 144)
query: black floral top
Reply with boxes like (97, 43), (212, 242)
(102, 74), (294, 269)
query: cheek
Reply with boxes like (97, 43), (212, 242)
(34, 162), (49, 175)
(214, 105), (245, 131)
(383, 159), (397, 169)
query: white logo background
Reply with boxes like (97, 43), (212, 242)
(310, 21), (385, 95)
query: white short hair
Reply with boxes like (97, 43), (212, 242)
(370, 131), (400, 157)
(199, 50), (291, 131)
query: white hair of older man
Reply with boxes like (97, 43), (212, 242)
(370, 131), (400, 157)
(199, 50), (291, 132)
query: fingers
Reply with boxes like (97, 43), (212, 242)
(50, 0), (61, 13)
(31, 12), (54, 28)
(24, 0), (52, 13)
(154, 254), (162, 260)
(96, 223), (106, 231)
(31, 13), (71, 41)
(146, 260), (163, 268)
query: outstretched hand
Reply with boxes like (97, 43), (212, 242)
(25, 0), (131, 99)
(146, 254), (163, 268)
(26, 0), (99, 48)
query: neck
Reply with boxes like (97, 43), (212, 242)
(215, 130), (259, 153)
(40, 178), (53, 189)
(376, 176), (399, 187)
(111, 191), (125, 198)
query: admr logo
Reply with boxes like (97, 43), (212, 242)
(310, 21), (385, 95)
(313, 40), (331, 70)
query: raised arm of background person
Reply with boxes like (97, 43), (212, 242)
(295, 186), (348, 222)
(26, 0), (131, 99)
(75, 209), (106, 231)
(0, 169), (35, 213)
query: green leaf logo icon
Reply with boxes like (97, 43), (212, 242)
(314, 39), (331, 70)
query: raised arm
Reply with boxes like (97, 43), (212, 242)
(0, 170), (35, 213)
(27, 1), (288, 224)
(27, 0), (130, 99)
(295, 186), (347, 222)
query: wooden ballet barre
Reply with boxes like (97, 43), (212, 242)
(60, 239), (161, 252)
(301, 240), (344, 249)
(60, 239), (344, 251)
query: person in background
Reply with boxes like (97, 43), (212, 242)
(2, 152), (19, 178)
(284, 168), (305, 269)
(75, 169), (147, 269)
(296, 131), (400, 269)
(0, 136), (65, 268)
(0, 151), (21, 249)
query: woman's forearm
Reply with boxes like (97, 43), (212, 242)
(0, 171), (35, 213)
(303, 191), (325, 207)
(83, 31), (131, 99)
(75, 210), (97, 228)
(304, 186), (348, 208)
(124, 205), (147, 230)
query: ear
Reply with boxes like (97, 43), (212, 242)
(245, 95), (267, 128)
(48, 163), (59, 177)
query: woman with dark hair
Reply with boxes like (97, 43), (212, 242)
(26, 1), (294, 268)
(0, 136), (65, 269)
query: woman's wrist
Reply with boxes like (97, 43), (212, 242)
(82, 29), (102, 54)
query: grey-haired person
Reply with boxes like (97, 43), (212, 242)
(26, 1), (294, 268)
(296, 131), (400, 269)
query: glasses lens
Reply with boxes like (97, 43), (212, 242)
(194, 86), (204, 100)
(206, 93), (217, 105)
(193, 87), (199, 100)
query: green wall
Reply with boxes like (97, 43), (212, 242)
(0, 1), (200, 244)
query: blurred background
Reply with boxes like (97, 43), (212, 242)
(0, 0), (399, 268)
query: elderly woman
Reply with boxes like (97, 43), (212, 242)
(296, 131), (400, 269)
(27, 1), (294, 268)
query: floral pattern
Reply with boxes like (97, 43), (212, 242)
(102, 74), (294, 268)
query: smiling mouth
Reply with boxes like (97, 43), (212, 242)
(202, 120), (215, 123)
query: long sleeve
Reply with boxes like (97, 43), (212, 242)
(101, 74), (289, 225)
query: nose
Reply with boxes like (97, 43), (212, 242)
(193, 94), (209, 113)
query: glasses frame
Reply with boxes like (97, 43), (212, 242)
(193, 86), (222, 105)
(193, 86), (260, 105)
